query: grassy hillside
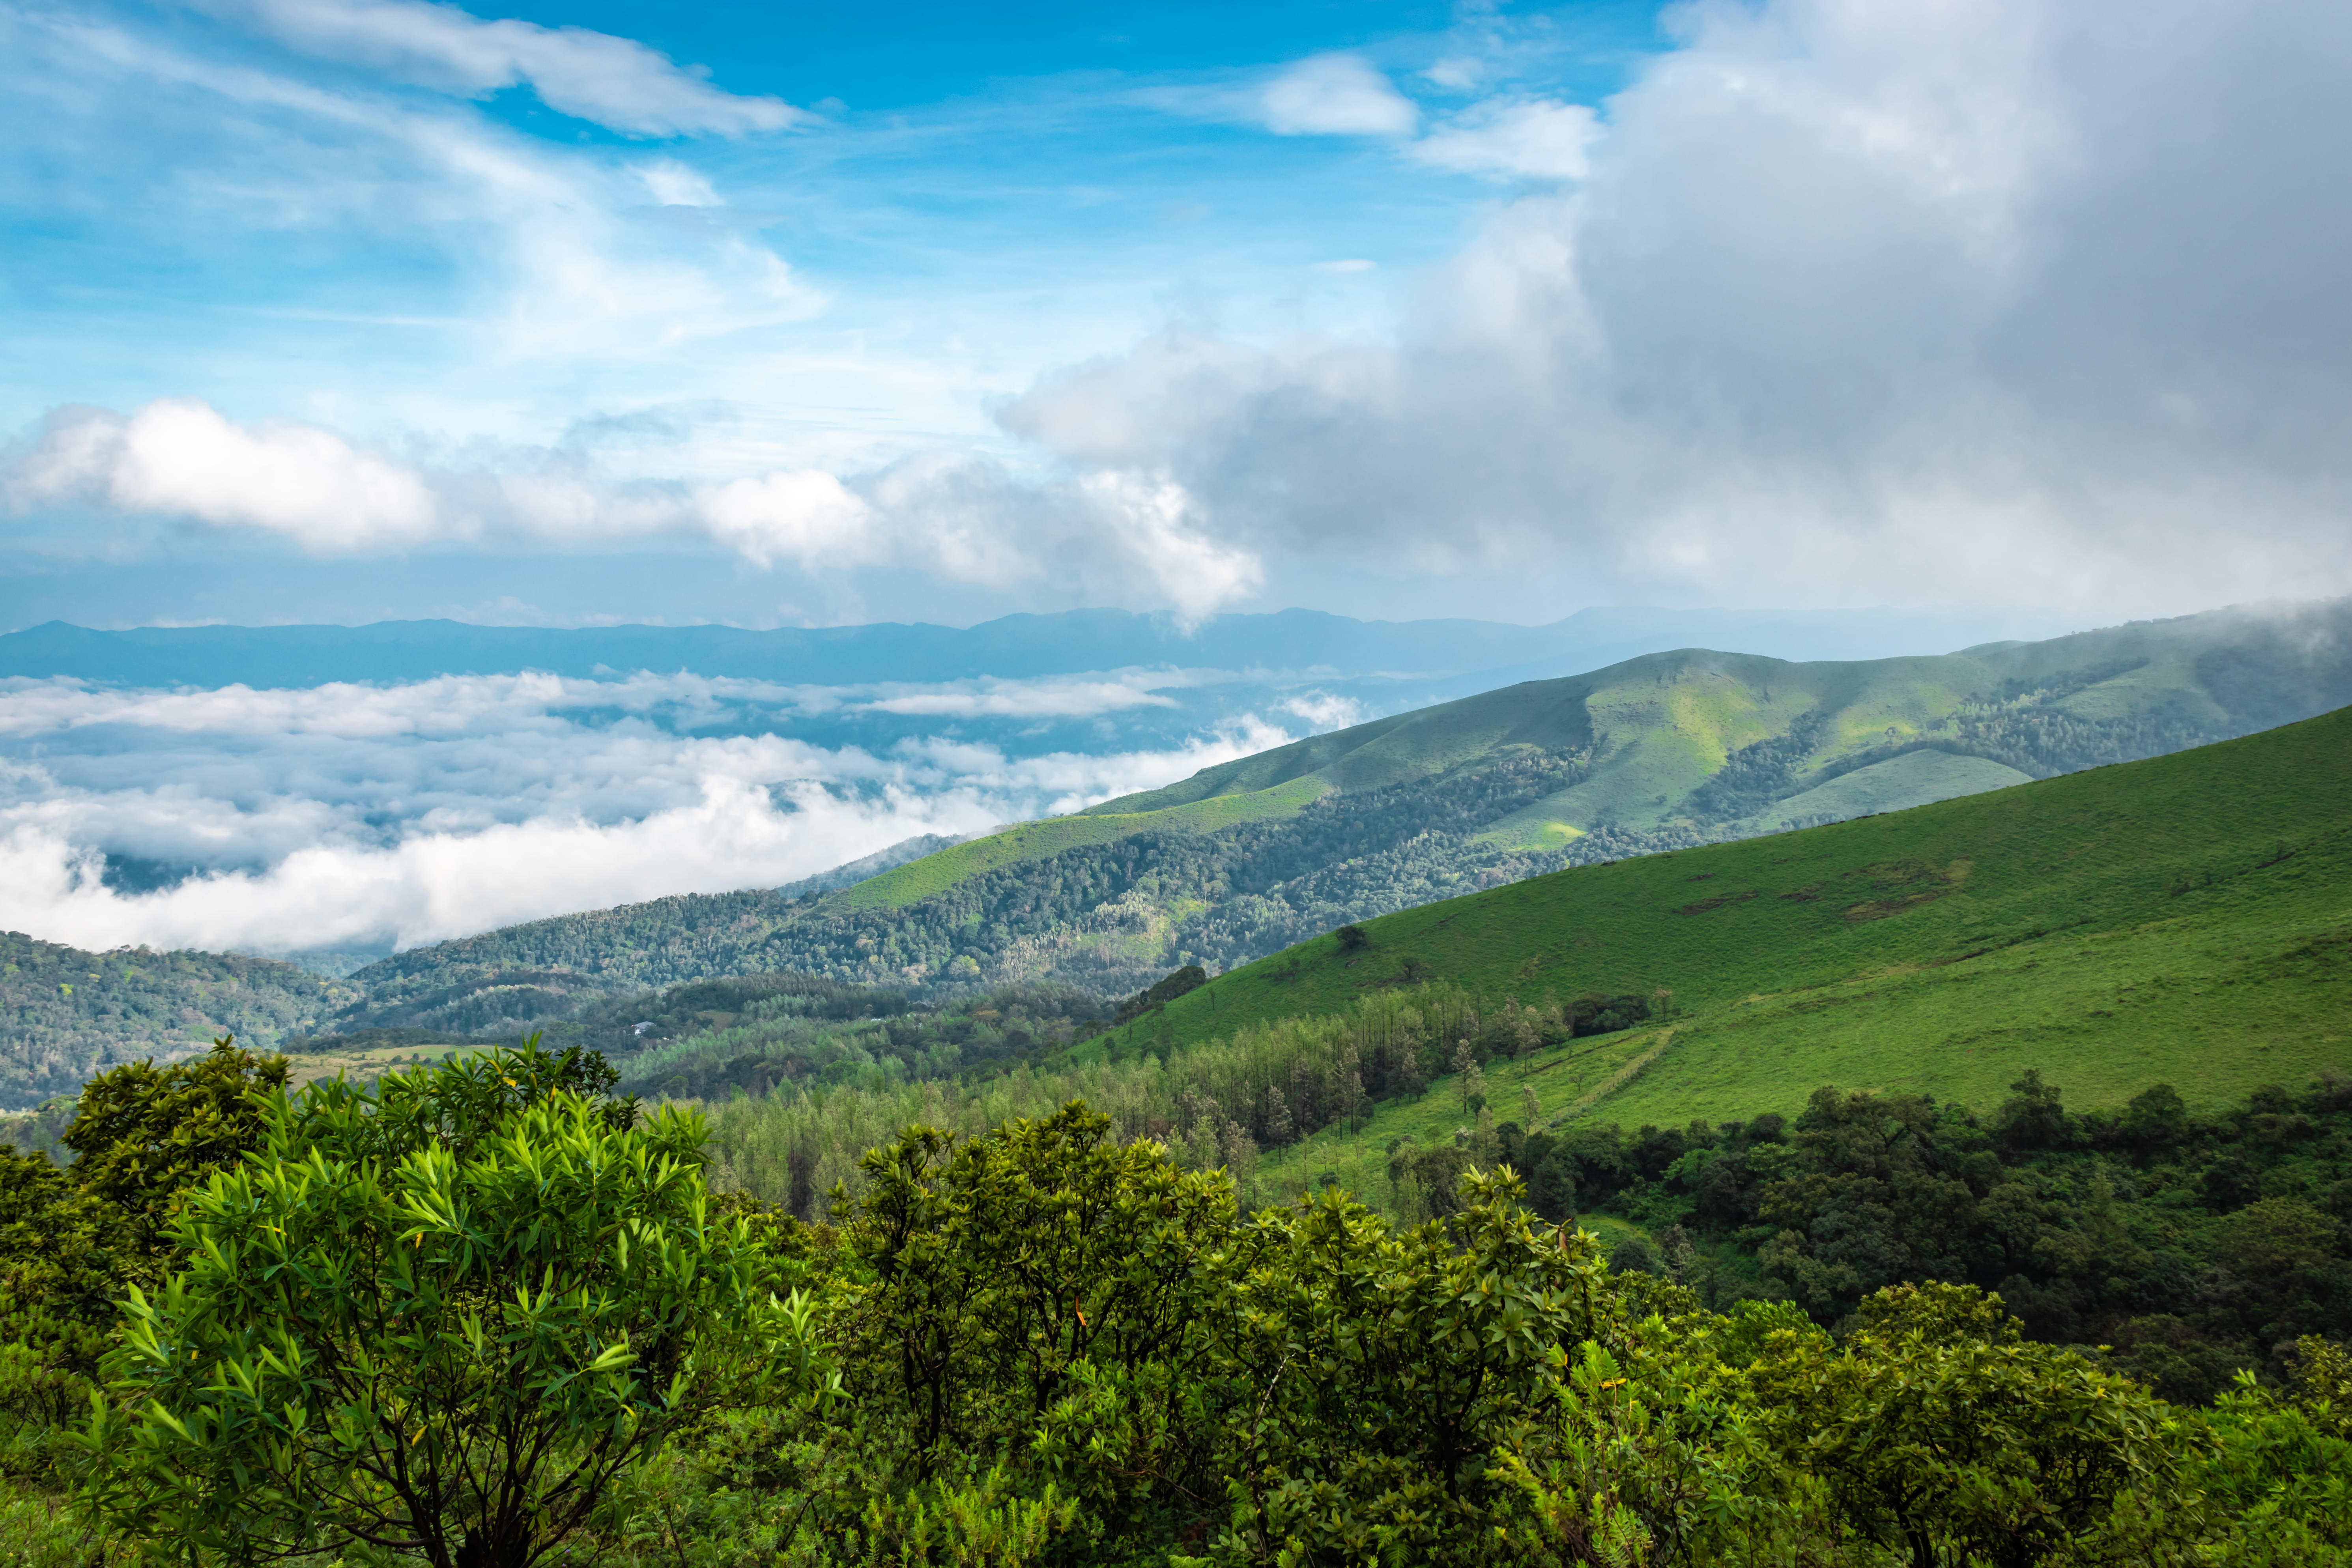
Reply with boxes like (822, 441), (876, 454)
(350, 600), (2352, 1009)
(1135, 704), (2352, 1198)
(1090, 599), (2352, 847)
(0, 933), (357, 1111)
(837, 778), (1327, 911)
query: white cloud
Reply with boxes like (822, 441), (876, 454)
(11, 11), (826, 387)
(996, 0), (2352, 613)
(11, 400), (443, 551)
(1412, 98), (1599, 181)
(1280, 692), (1365, 732)
(860, 678), (1179, 720)
(1260, 54), (1419, 137)
(0, 673), (1299, 955)
(197, 0), (802, 137)
(1074, 472), (1264, 626)
(635, 159), (722, 207)
(698, 470), (879, 569)
(5, 402), (1266, 617)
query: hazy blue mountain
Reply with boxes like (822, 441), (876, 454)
(0, 605), (2078, 691)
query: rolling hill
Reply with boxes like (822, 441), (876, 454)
(349, 598), (2352, 1014)
(648, 701), (2351, 1252)
(1115, 699), (2352, 1205)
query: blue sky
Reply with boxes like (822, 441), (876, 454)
(4, 0), (2350, 631)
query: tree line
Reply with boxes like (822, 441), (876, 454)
(3, 1040), (2348, 1566)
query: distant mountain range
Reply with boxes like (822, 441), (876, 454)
(0, 604), (2077, 691)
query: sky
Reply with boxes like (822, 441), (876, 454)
(5, 0), (2348, 633)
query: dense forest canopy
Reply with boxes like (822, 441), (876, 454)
(4, 1041), (2348, 1566)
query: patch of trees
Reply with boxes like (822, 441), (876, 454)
(1686, 710), (1832, 822)
(696, 982), (1652, 1224)
(1104, 962), (1208, 1029)
(1495, 1070), (2352, 1405)
(599, 981), (1107, 1104)
(4, 1051), (2348, 1565)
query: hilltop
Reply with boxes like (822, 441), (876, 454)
(351, 598), (2351, 1013)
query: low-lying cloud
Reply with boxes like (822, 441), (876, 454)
(0, 672), (1301, 958)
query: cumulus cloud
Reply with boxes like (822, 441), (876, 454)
(1412, 98), (1598, 181)
(1003, 0), (2352, 612)
(1258, 54), (1419, 137)
(0, 673), (1297, 955)
(5, 402), (1265, 617)
(1280, 692), (1365, 731)
(194, 0), (801, 136)
(10, 400), (445, 551)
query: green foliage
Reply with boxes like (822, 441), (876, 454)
(1749, 1281), (2181, 1565)
(810, 1104), (1236, 1559)
(1492, 1071), (2352, 1398)
(0, 1039), (291, 1453)
(3, 1057), (2349, 1565)
(60, 1037), (291, 1254)
(81, 1043), (823, 1568)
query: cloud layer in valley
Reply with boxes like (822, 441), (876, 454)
(0, 670), (1304, 958)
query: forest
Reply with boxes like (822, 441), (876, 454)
(3, 1038), (2347, 1566)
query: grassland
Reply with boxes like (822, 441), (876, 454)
(1132, 704), (2352, 1164)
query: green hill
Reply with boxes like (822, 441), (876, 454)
(0, 933), (358, 1112)
(352, 599), (2351, 1011)
(1110, 703), (2352, 1200)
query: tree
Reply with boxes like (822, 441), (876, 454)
(1995, 1069), (2070, 1152)
(1749, 1282), (2180, 1568)
(86, 1045), (820, 1568)
(2, 1037), (290, 1422)
(1262, 1084), (1296, 1147)
(1204, 1170), (1759, 1561)
(61, 1035), (290, 1263)
(826, 1103), (1237, 1554)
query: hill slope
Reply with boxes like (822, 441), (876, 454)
(353, 600), (2352, 1011)
(1112, 703), (2352, 1203)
